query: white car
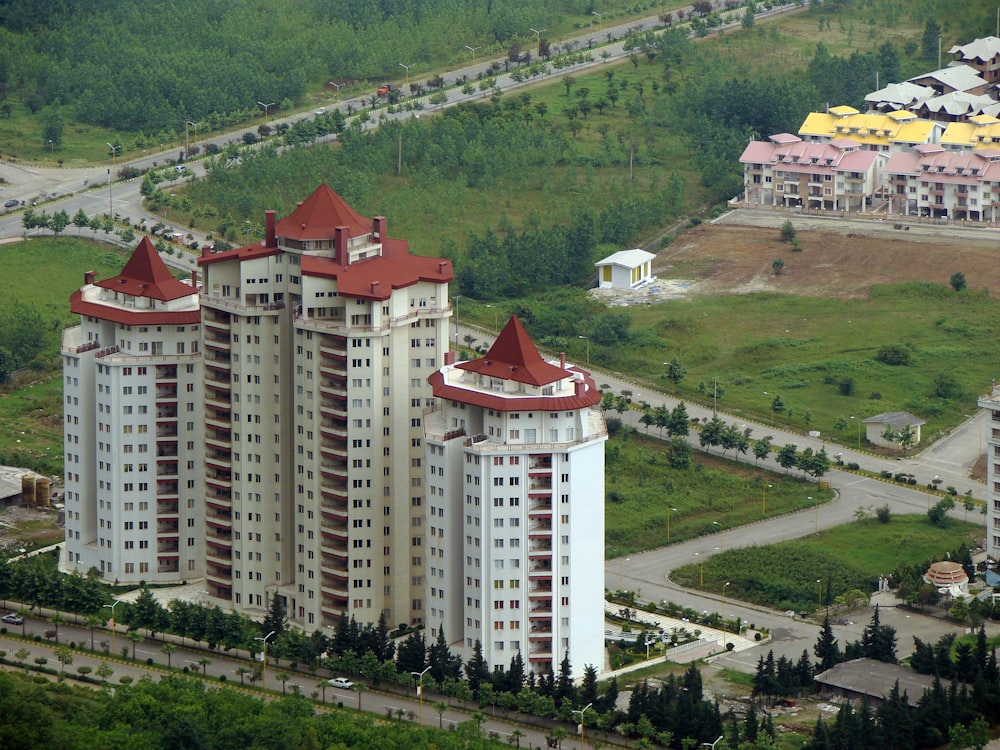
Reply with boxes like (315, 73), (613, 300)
(328, 677), (354, 690)
(1, 613), (23, 625)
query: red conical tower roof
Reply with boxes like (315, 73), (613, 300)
(275, 182), (370, 240)
(457, 316), (566, 387)
(94, 237), (194, 301)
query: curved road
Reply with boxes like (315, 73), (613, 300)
(1, 0), (990, 676)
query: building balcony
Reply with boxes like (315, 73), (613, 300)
(155, 365), (177, 381)
(206, 565), (232, 580)
(528, 542), (552, 555)
(157, 522), (179, 535)
(155, 386), (178, 401)
(156, 481), (179, 498)
(206, 549), (233, 567)
(157, 540), (179, 554)
(156, 426), (178, 439)
(529, 605), (553, 616)
(156, 499), (179, 516)
(157, 560), (180, 574)
(321, 582), (349, 599)
(206, 510), (232, 528)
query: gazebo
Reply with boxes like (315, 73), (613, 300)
(923, 561), (969, 594)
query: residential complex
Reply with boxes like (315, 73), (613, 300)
(741, 134), (883, 211)
(62, 237), (204, 584)
(63, 184), (610, 674)
(422, 317), (607, 674)
(740, 36), (1000, 220)
(884, 143), (1000, 220)
(195, 184), (452, 628)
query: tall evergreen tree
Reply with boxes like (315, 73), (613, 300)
(464, 639), (489, 693)
(555, 651), (576, 707)
(578, 664), (599, 707)
(427, 628), (462, 684)
(814, 614), (841, 672)
(396, 631), (426, 675)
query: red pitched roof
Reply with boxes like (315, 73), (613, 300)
(427, 369), (602, 413)
(276, 182), (371, 240)
(301, 238), (451, 300)
(95, 237), (194, 301)
(457, 316), (566, 387)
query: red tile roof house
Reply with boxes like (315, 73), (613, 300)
(739, 134), (885, 212)
(884, 143), (1000, 220)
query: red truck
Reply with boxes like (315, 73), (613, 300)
(377, 83), (394, 96)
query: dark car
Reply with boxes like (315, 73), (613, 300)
(3, 199), (18, 208)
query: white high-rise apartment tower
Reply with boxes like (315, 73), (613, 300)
(196, 184), (452, 627)
(62, 238), (204, 584)
(423, 317), (607, 676)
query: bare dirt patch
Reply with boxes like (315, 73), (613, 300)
(646, 214), (1000, 299)
(0, 504), (63, 553)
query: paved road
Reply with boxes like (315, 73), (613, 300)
(0, 608), (595, 749)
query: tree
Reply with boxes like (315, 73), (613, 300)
(772, 257), (785, 275)
(776, 444), (798, 473)
(72, 208), (89, 229)
(50, 209), (69, 236)
(663, 358), (686, 394)
(55, 644), (73, 672)
(464, 639), (489, 693)
(667, 402), (690, 437)
(49, 611), (64, 643)
(161, 642), (177, 668)
(814, 614), (841, 672)
(742, 3), (756, 30)
(753, 436), (773, 464)
(96, 661), (114, 683)
(780, 220), (796, 243)
(770, 395), (785, 416)
(669, 437), (692, 469)
(276, 670), (291, 693)
(427, 627), (461, 684)
(126, 629), (144, 659)
(262, 595), (287, 638)
(897, 424), (916, 454)
(949, 272), (966, 291)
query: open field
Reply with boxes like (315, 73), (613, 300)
(606, 432), (832, 558)
(584, 216), (1000, 448)
(0, 238), (130, 475)
(671, 514), (982, 612)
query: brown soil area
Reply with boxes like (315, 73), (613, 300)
(653, 218), (1000, 299)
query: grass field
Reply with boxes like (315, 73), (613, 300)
(671, 514), (982, 612)
(0, 237), (129, 474)
(588, 282), (999, 449)
(605, 432), (832, 558)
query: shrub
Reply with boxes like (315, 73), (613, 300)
(780, 219), (796, 243)
(847, 462), (859, 470)
(880, 470), (892, 478)
(876, 343), (912, 366)
(869, 391), (882, 400)
(838, 377), (855, 396)
(146, 658), (154, 666)
(875, 505), (891, 523)
(219, 674), (227, 682)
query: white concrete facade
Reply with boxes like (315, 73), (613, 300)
(423, 319), (607, 677)
(62, 241), (204, 584)
(979, 388), (1000, 559)
(196, 185), (453, 628)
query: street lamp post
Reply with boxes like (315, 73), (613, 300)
(485, 304), (498, 331)
(695, 552), (704, 586)
(465, 45), (481, 62)
(721, 582), (730, 626)
(811, 496), (817, 534)
(184, 120), (198, 159)
(817, 579), (823, 611)
(254, 630), (277, 690)
(762, 483), (772, 516)
(618, 557), (630, 593)
(106, 142), (120, 216)
(412, 665), (432, 724)
(571, 702), (593, 740)
(328, 81), (344, 102)
(577, 335), (590, 365)
(712, 520), (722, 552)
(399, 63), (413, 90)
(529, 27), (546, 54)
(850, 415), (861, 449)
(667, 507), (678, 543)
(452, 295), (460, 348)
(257, 100), (276, 122)
(103, 599), (124, 655)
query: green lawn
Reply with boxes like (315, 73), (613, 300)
(591, 282), (998, 452)
(671, 514), (982, 613)
(605, 432), (831, 558)
(0, 237), (129, 474)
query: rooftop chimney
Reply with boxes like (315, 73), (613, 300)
(444, 351), (456, 366)
(334, 226), (350, 265)
(265, 210), (276, 247)
(560, 352), (566, 370)
(201, 246), (213, 257)
(84, 270), (96, 285)
(373, 216), (386, 241)
(191, 270), (198, 289)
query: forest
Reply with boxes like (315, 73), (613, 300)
(0, 0), (651, 135)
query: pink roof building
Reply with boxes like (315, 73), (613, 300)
(739, 134), (885, 211)
(884, 144), (1000, 220)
